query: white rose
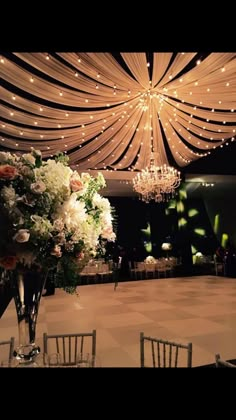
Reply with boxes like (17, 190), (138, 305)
(32, 149), (42, 158)
(22, 153), (36, 165)
(13, 229), (30, 243)
(30, 181), (46, 194)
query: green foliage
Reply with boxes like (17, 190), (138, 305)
(55, 151), (70, 166)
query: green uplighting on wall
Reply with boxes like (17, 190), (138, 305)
(144, 242), (152, 253)
(177, 201), (185, 213)
(194, 228), (206, 236)
(165, 208), (170, 215)
(191, 245), (198, 254)
(188, 208), (199, 218)
(221, 233), (228, 248)
(167, 199), (176, 209)
(141, 222), (151, 239)
(214, 214), (220, 234)
(178, 217), (187, 227)
(178, 188), (187, 200)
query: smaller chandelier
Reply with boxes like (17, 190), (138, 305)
(133, 153), (181, 203)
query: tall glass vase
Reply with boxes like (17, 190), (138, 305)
(11, 266), (47, 365)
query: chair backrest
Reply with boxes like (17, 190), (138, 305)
(213, 255), (225, 276)
(0, 337), (15, 364)
(43, 330), (96, 367)
(215, 353), (236, 368)
(140, 333), (192, 368)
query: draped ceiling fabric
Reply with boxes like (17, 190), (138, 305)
(0, 52), (236, 173)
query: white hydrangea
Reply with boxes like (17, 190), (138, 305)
(34, 160), (73, 200)
(30, 215), (53, 239)
(0, 151), (14, 163)
(1, 185), (17, 208)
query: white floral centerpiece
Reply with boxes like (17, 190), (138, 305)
(144, 255), (157, 264)
(0, 149), (116, 293)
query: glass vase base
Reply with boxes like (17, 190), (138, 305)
(13, 344), (40, 364)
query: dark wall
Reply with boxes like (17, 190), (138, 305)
(109, 196), (218, 262)
(204, 197), (236, 247)
(109, 197), (148, 259)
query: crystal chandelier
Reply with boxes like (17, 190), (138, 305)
(133, 153), (181, 203)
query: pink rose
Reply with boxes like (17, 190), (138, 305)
(70, 174), (84, 192)
(0, 164), (18, 180)
(0, 256), (17, 270)
(76, 252), (84, 260)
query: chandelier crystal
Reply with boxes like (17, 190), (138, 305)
(133, 153), (181, 203)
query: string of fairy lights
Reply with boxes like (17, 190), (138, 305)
(0, 52), (236, 174)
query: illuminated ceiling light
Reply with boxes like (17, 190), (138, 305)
(133, 152), (181, 203)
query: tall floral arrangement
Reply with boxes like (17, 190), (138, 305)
(0, 149), (116, 293)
